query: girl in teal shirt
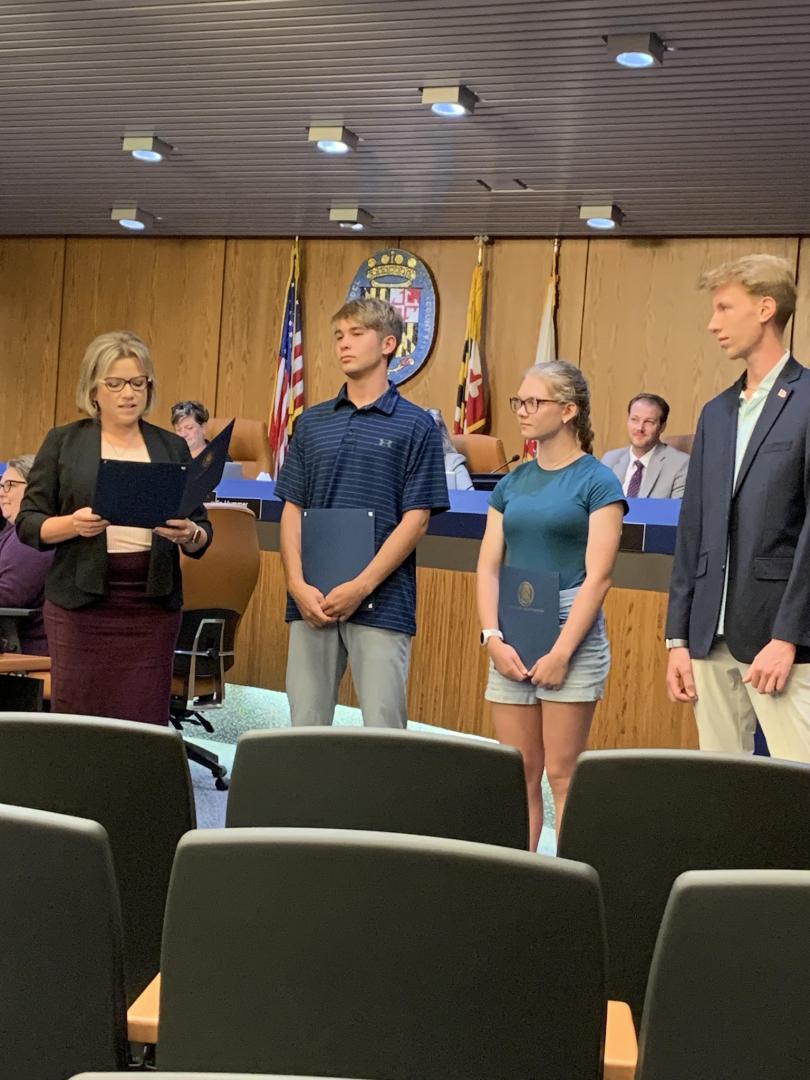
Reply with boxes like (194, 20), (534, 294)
(477, 360), (626, 850)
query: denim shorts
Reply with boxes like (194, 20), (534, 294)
(485, 585), (610, 705)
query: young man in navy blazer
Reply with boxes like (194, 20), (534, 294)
(666, 254), (810, 761)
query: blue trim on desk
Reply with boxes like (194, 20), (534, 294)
(215, 480), (682, 554)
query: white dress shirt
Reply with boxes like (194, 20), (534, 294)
(622, 446), (656, 496)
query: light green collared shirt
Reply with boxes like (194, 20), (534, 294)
(717, 350), (790, 634)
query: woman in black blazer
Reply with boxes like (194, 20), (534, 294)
(17, 330), (212, 725)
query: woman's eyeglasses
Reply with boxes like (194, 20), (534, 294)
(508, 396), (558, 414)
(0, 479), (26, 494)
(99, 376), (151, 393)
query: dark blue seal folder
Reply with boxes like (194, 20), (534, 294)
(93, 420), (235, 528)
(301, 508), (376, 611)
(498, 566), (560, 670)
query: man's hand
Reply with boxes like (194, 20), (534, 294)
(321, 578), (370, 623)
(529, 649), (570, 690)
(488, 639), (529, 682)
(289, 582), (333, 629)
(666, 646), (698, 702)
(72, 507), (109, 538)
(743, 638), (796, 695)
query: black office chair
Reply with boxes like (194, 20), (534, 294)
(0, 713), (195, 1005)
(0, 802), (128, 1080)
(170, 504), (260, 789)
(636, 869), (810, 1080)
(226, 727), (529, 848)
(557, 749), (810, 1027)
(156, 828), (607, 1079)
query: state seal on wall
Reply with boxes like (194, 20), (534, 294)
(347, 248), (437, 385)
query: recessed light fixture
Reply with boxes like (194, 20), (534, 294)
(308, 125), (359, 154)
(421, 85), (477, 117)
(329, 207), (373, 230)
(111, 205), (156, 231)
(579, 203), (624, 230)
(605, 32), (665, 68)
(122, 135), (173, 162)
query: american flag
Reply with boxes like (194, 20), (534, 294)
(269, 242), (304, 478)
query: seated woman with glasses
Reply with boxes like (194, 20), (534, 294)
(16, 330), (212, 725)
(0, 455), (54, 654)
(170, 399), (211, 459)
(476, 360), (626, 850)
(427, 408), (473, 491)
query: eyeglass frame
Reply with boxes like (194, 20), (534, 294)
(0, 479), (26, 494)
(508, 396), (560, 414)
(96, 375), (152, 393)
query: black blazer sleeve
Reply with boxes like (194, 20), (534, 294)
(665, 410), (706, 641)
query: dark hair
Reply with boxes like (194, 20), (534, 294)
(627, 393), (670, 425)
(170, 399), (209, 426)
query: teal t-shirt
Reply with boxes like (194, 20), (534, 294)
(489, 455), (626, 590)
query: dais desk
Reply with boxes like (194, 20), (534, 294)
(215, 480), (697, 749)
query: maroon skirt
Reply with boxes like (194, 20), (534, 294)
(44, 552), (182, 726)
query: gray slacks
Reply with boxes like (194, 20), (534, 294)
(286, 620), (412, 728)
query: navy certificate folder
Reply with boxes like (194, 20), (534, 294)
(93, 419), (235, 527)
(301, 508), (376, 611)
(498, 566), (560, 670)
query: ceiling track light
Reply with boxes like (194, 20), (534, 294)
(111, 205), (156, 232)
(579, 203), (624, 230)
(421, 84), (477, 117)
(308, 125), (359, 154)
(605, 32), (665, 68)
(329, 207), (373, 230)
(122, 135), (173, 162)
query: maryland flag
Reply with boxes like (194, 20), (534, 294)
(523, 255), (558, 460)
(269, 240), (305, 478)
(453, 259), (486, 434)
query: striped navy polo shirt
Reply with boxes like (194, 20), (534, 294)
(275, 382), (450, 635)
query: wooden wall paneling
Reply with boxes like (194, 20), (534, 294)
(0, 238), (65, 458)
(56, 237), (226, 428)
(484, 239), (589, 461)
(228, 550), (290, 691)
(579, 238), (799, 457)
(788, 237), (810, 363)
(215, 238), (293, 421)
(594, 587), (698, 750)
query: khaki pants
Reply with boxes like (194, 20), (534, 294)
(286, 620), (412, 729)
(692, 640), (810, 763)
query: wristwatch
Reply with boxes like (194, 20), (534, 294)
(665, 638), (689, 650)
(480, 628), (504, 646)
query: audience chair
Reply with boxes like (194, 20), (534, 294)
(171, 504), (260, 788)
(207, 416), (270, 478)
(663, 433), (694, 455)
(226, 727), (528, 848)
(156, 828), (607, 1079)
(0, 713), (195, 1005)
(450, 432), (508, 473)
(73, 1074), (362, 1079)
(0, 802), (128, 1080)
(557, 749), (810, 1028)
(636, 869), (810, 1080)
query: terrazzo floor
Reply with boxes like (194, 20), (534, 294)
(185, 683), (558, 855)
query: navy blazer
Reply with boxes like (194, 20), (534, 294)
(16, 418), (212, 611)
(667, 356), (810, 663)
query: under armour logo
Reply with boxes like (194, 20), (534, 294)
(378, 438), (393, 448)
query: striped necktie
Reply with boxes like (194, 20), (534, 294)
(627, 460), (644, 498)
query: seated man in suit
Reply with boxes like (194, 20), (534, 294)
(602, 393), (690, 498)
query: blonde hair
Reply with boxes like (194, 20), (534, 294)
(332, 297), (403, 360)
(698, 254), (796, 330)
(75, 330), (157, 417)
(524, 359), (594, 455)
